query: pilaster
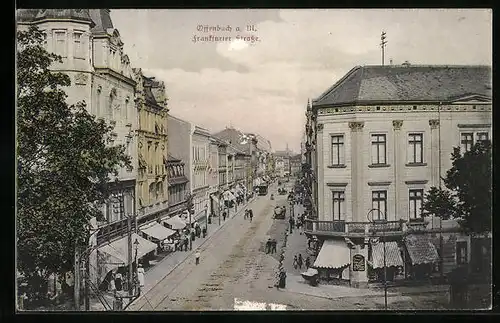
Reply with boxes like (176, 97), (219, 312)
(429, 119), (440, 187)
(317, 123), (324, 219)
(349, 121), (364, 222)
(392, 120), (403, 221)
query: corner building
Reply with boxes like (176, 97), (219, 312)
(306, 65), (491, 287)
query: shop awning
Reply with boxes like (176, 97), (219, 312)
(371, 241), (404, 269)
(98, 233), (157, 265)
(211, 195), (220, 205)
(404, 234), (440, 265)
(162, 215), (187, 230)
(223, 190), (236, 201)
(313, 240), (350, 269)
(140, 222), (176, 241)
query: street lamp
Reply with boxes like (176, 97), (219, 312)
(367, 208), (388, 311)
(133, 238), (139, 294)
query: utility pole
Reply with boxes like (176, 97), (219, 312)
(74, 246), (81, 310)
(381, 31), (387, 66)
(438, 102), (444, 280)
(125, 193), (133, 297)
(84, 232), (90, 311)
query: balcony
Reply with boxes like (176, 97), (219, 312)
(304, 219), (405, 238)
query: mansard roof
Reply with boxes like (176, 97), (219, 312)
(17, 9), (95, 27)
(313, 65), (492, 107)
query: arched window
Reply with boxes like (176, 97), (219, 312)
(149, 183), (156, 204)
(96, 86), (102, 116)
(108, 90), (115, 119)
(124, 97), (129, 121)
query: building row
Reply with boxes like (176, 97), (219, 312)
(302, 64), (492, 287)
(17, 9), (275, 289)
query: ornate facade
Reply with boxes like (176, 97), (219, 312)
(166, 154), (189, 217)
(17, 9), (138, 229)
(133, 69), (169, 222)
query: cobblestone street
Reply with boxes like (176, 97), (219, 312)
(123, 182), (456, 311)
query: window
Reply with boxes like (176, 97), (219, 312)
(96, 87), (102, 116)
(108, 92), (115, 118)
(371, 134), (387, 165)
(408, 133), (423, 164)
(456, 241), (468, 265)
(477, 132), (489, 144)
(332, 191), (345, 220)
(73, 31), (84, 58)
(371, 191), (387, 220)
(124, 98), (129, 120)
(331, 135), (345, 165)
(460, 133), (474, 152)
(54, 31), (66, 57)
(409, 189), (424, 219)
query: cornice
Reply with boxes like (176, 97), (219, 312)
(317, 104), (492, 116)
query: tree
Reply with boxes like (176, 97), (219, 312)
(422, 186), (458, 220)
(422, 141), (492, 234)
(17, 26), (131, 307)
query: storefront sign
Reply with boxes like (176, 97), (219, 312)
(352, 254), (365, 272)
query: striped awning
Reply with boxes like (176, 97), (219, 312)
(313, 240), (350, 269)
(371, 241), (404, 269)
(404, 234), (440, 265)
(140, 222), (176, 241)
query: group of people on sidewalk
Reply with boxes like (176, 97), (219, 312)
(293, 253), (311, 270)
(266, 238), (277, 254)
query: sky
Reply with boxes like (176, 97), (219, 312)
(110, 9), (492, 152)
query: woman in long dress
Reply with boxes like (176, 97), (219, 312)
(137, 264), (145, 295)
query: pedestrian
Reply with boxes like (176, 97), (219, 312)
(137, 264), (145, 295)
(195, 250), (201, 265)
(244, 209), (248, 219)
(109, 273), (116, 293)
(202, 226), (207, 238)
(115, 272), (123, 292)
(272, 239), (277, 253)
(266, 238), (271, 254)
(293, 255), (298, 269)
(249, 210), (253, 222)
(298, 254), (303, 269)
(305, 257), (310, 269)
(184, 236), (188, 251)
(223, 211), (227, 221)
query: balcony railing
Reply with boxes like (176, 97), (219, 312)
(304, 219), (405, 236)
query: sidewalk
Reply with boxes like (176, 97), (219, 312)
(125, 196), (257, 309)
(90, 196), (257, 311)
(284, 273), (399, 300)
(283, 203), (313, 276)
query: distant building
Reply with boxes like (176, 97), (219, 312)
(213, 127), (255, 192)
(167, 114), (193, 221)
(274, 148), (293, 177)
(305, 64), (492, 287)
(192, 126), (211, 225)
(166, 154), (189, 217)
